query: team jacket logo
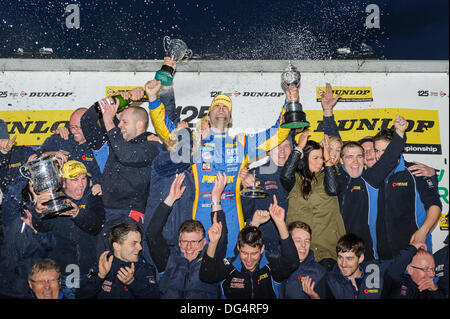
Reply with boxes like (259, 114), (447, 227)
(230, 277), (245, 289)
(439, 213), (448, 230)
(400, 285), (408, 296)
(257, 273), (269, 285)
(316, 86), (373, 102)
(363, 288), (379, 294)
(102, 280), (112, 293)
(392, 182), (408, 188)
(9, 162), (22, 168)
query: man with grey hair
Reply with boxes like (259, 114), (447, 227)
(28, 258), (63, 299)
(383, 245), (447, 299)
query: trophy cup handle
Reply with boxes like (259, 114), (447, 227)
(19, 165), (31, 180)
(163, 36), (171, 55)
(185, 49), (193, 60)
(53, 152), (66, 176)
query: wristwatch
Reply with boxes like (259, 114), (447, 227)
(294, 146), (304, 159)
(211, 201), (221, 206)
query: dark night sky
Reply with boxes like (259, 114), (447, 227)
(0, 0), (448, 60)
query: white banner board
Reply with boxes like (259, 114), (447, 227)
(0, 60), (448, 251)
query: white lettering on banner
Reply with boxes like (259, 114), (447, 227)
(0, 65), (447, 253)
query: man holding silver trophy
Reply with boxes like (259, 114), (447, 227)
(29, 160), (105, 299)
(145, 44), (299, 258)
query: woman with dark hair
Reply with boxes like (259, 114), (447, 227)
(280, 129), (346, 270)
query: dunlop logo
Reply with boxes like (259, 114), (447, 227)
(316, 86), (373, 102)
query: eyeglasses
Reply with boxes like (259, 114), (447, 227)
(30, 278), (60, 285)
(409, 265), (436, 273)
(179, 238), (203, 246)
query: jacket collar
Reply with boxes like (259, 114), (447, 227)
(300, 250), (316, 265)
(179, 246), (207, 264)
(332, 262), (365, 283)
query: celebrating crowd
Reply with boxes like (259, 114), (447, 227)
(0, 58), (447, 300)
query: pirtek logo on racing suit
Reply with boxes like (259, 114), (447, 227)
(201, 175), (235, 183)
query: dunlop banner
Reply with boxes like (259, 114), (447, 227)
(1, 107), (441, 155)
(304, 108), (442, 155)
(0, 110), (72, 146)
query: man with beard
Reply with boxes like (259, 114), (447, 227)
(80, 87), (161, 255)
(145, 79), (291, 258)
(303, 233), (427, 299)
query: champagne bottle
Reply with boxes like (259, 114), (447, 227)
(94, 95), (131, 118)
(154, 64), (175, 86)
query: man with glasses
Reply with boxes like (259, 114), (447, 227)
(383, 245), (447, 299)
(28, 259), (63, 299)
(146, 172), (227, 298)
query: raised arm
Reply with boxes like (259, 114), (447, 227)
(363, 115), (407, 187)
(323, 134), (340, 195)
(267, 195), (300, 282)
(146, 173), (186, 272)
(320, 83), (341, 138)
(146, 79), (178, 142)
(280, 129), (310, 192)
(245, 85), (294, 161)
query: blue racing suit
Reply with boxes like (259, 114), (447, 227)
(148, 98), (290, 258)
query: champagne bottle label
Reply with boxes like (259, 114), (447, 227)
(95, 95), (130, 118)
(96, 97), (115, 115)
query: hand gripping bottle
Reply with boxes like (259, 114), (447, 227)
(94, 95), (131, 118)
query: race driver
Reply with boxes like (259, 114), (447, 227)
(144, 79), (293, 258)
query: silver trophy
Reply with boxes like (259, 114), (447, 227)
(241, 171), (268, 199)
(280, 61), (309, 129)
(163, 36), (193, 62)
(155, 36), (193, 86)
(19, 154), (72, 218)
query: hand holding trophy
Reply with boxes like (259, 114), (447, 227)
(240, 168), (268, 199)
(154, 36), (193, 86)
(280, 61), (309, 130)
